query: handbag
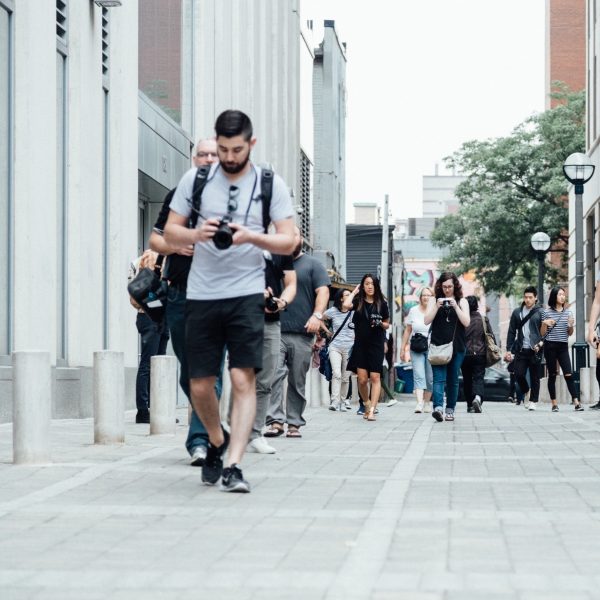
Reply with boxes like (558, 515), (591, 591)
(428, 320), (457, 366)
(319, 311), (353, 381)
(127, 255), (168, 323)
(482, 317), (502, 367)
(410, 332), (429, 353)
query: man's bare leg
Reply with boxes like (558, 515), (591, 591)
(189, 376), (224, 447)
(228, 367), (257, 466)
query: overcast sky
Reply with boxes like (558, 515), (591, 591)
(301, 0), (546, 221)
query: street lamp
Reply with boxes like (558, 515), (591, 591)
(563, 152), (595, 396)
(530, 231), (551, 305)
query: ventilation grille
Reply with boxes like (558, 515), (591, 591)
(56, 0), (67, 41)
(299, 151), (311, 242)
(102, 8), (109, 75)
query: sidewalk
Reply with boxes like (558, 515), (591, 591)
(2, 399), (600, 600)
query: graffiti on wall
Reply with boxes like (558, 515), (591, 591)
(402, 265), (437, 316)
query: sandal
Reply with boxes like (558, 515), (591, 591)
(366, 407), (376, 421)
(362, 401), (372, 420)
(264, 423), (284, 438)
(286, 427), (302, 438)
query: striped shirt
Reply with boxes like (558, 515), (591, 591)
(541, 307), (572, 342)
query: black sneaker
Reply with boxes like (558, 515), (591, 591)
(575, 404), (585, 412)
(220, 464), (250, 493)
(202, 428), (230, 485)
(552, 405), (559, 412)
(467, 407), (474, 413)
(590, 402), (600, 410)
(135, 409), (150, 424)
(472, 396), (482, 413)
(432, 408), (444, 422)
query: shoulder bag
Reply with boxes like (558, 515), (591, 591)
(127, 255), (168, 323)
(319, 311), (353, 381)
(428, 320), (457, 366)
(410, 332), (429, 353)
(482, 316), (502, 367)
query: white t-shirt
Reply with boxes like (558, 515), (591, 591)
(169, 163), (294, 300)
(406, 305), (430, 337)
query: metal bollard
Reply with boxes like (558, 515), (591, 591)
(93, 351), (125, 444)
(150, 355), (177, 435)
(12, 351), (51, 464)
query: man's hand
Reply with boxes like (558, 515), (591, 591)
(176, 244), (195, 256)
(229, 222), (257, 246)
(504, 352), (513, 362)
(588, 329), (599, 347)
(304, 314), (321, 334)
(196, 218), (220, 243)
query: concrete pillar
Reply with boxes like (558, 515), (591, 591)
(93, 351), (125, 444)
(150, 356), (177, 435)
(12, 351), (51, 464)
(538, 377), (550, 403)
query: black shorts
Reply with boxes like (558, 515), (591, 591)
(185, 293), (264, 379)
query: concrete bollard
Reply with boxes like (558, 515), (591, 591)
(538, 377), (549, 403)
(150, 355), (177, 435)
(12, 351), (51, 464)
(93, 351), (125, 444)
(580, 367), (593, 404)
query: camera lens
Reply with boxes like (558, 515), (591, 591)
(213, 222), (233, 250)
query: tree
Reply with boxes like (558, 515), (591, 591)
(431, 88), (585, 295)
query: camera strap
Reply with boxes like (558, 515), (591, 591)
(327, 311), (353, 347)
(189, 165), (212, 229)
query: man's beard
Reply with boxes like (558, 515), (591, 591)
(221, 153), (250, 174)
(293, 241), (302, 257)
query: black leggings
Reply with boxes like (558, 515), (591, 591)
(597, 363), (600, 389)
(544, 341), (577, 400)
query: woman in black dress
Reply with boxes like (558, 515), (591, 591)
(344, 274), (390, 421)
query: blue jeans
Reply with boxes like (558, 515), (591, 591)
(432, 350), (465, 411)
(410, 349), (433, 391)
(135, 312), (169, 411)
(166, 286), (223, 455)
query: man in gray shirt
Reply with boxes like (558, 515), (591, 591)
(165, 110), (295, 492)
(265, 227), (330, 437)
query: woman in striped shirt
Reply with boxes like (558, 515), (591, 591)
(540, 286), (584, 412)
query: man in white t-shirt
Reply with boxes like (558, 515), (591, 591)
(164, 110), (295, 492)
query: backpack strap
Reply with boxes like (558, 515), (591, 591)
(260, 168), (274, 233)
(189, 165), (211, 229)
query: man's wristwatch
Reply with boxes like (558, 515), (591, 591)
(313, 312), (323, 320)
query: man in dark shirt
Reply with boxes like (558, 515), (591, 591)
(149, 138), (219, 466)
(248, 252), (296, 453)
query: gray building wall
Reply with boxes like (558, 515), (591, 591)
(312, 21), (347, 277)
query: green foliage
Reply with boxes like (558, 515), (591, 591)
(431, 87), (585, 295)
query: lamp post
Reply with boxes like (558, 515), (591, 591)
(530, 232), (551, 305)
(563, 152), (595, 396)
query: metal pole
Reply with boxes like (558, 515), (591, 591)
(381, 194), (389, 300)
(537, 251), (544, 306)
(573, 188), (589, 397)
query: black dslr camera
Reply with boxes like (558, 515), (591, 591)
(213, 216), (234, 250)
(213, 185), (239, 250)
(265, 293), (279, 312)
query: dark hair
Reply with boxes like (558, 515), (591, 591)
(547, 286), (565, 310)
(434, 272), (463, 301)
(356, 273), (384, 313)
(466, 295), (479, 313)
(333, 288), (349, 311)
(214, 110), (253, 141)
(523, 285), (538, 297)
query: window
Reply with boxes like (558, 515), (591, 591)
(299, 150), (312, 242)
(0, 4), (12, 355)
(138, 0), (183, 123)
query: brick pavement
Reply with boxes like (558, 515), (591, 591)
(1, 398), (600, 599)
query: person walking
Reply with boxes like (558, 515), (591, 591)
(401, 287), (433, 413)
(343, 274), (390, 421)
(324, 288), (355, 412)
(505, 286), (543, 411)
(128, 250), (170, 424)
(461, 295), (487, 413)
(164, 110), (295, 493)
(265, 227), (330, 438)
(149, 138), (220, 466)
(541, 286), (584, 412)
(424, 272), (470, 422)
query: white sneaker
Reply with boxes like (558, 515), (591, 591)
(328, 402), (339, 412)
(528, 403), (536, 411)
(248, 436), (276, 454)
(190, 446), (207, 467)
(414, 401), (424, 413)
(343, 400), (352, 411)
(423, 401), (432, 413)
(387, 398), (398, 407)
(523, 391), (531, 410)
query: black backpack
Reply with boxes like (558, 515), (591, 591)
(190, 164), (274, 232)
